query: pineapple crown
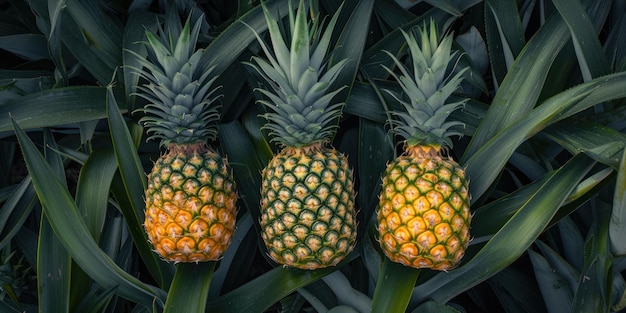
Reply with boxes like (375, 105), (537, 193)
(382, 20), (467, 149)
(132, 10), (222, 147)
(244, 0), (349, 148)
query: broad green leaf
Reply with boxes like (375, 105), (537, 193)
(535, 239), (580, 295)
(0, 86), (125, 132)
(572, 206), (613, 312)
(0, 300), (23, 313)
(557, 217), (585, 272)
(164, 262), (215, 313)
(484, 0), (526, 84)
(463, 0), (604, 160)
(106, 85), (175, 288)
(371, 258), (420, 313)
(344, 82), (387, 123)
(465, 72), (626, 200)
(528, 249), (572, 313)
(327, 0), (373, 98)
(38, 213), (71, 313)
(208, 213), (255, 298)
(0, 177), (36, 250)
(609, 148), (626, 255)
(613, 272), (626, 311)
(0, 181), (38, 253)
(38, 129), (70, 313)
(410, 300), (461, 313)
(47, 0), (67, 82)
(75, 147), (118, 241)
(544, 118), (626, 168)
(487, 267), (546, 313)
(199, 0), (292, 76)
(321, 271), (371, 312)
(0, 34), (49, 60)
(218, 121), (264, 221)
(12, 120), (166, 308)
(122, 10), (159, 111)
(63, 0), (123, 83)
(410, 154), (595, 304)
(424, 0), (462, 17)
(68, 147), (119, 308)
(205, 253), (358, 312)
(357, 118), (391, 230)
(553, 0), (610, 81)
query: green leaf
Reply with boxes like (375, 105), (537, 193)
(37, 129), (71, 313)
(553, 0), (611, 81)
(218, 121), (264, 221)
(12, 119), (167, 308)
(486, 266), (546, 313)
(572, 206), (613, 312)
(424, 0), (462, 17)
(544, 118), (626, 168)
(199, 0), (292, 76)
(327, 0), (373, 98)
(75, 147), (118, 242)
(357, 118), (392, 230)
(206, 253), (358, 312)
(122, 10), (160, 111)
(609, 148), (626, 255)
(106, 85), (175, 288)
(208, 213), (255, 298)
(372, 258), (420, 313)
(528, 248), (572, 313)
(465, 72), (626, 200)
(410, 300), (461, 313)
(464, 0), (599, 160)
(164, 262), (216, 313)
(411, 153), (595, 304)
(63, 0), (123, 83)
(0, 34), (49, 60)
(484, 0), (526, 84)
(0, 177), (37, 251)
(0, 86), (125, 132)
(321, 271), (371, 312)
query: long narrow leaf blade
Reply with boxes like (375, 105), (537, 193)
(12, 119), (166, 308)
(106, 85), (175, 287)
(164, 262), (216, 312)
(371, 259), (420, 313)
(38, 129), (71, 313)
(609, 148), (626, 254)
(206, 254), (357, 312)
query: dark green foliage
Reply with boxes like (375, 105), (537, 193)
(0, 0), (625, 312)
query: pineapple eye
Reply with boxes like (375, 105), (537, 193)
(299, 210), (316, 226)
(394, 176), (409, 191)
(434, 223), (452, 241)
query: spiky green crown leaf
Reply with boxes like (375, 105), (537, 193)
(244, 0), (349, 148)
(383, 20), (468, 148)
(132, 10), (222, 147)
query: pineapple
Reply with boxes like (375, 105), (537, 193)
(132, 11), (237, 263)
(377, 21), (471, 270)
(245, 0), (357, 270)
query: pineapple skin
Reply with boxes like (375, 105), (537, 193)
(260, 144), (357, 270)
(378, 146), (470, 270)
(144, 143), (237, 263)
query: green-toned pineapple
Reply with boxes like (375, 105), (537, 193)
(132, 12), (237, 263)
(377, 21), (471, 270)
(245, 0), (357, 270)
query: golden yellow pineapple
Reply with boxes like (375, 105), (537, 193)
(246, 0), (357, 269)
(133, 11), (236, 263)
(377, 21), (471, 270)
